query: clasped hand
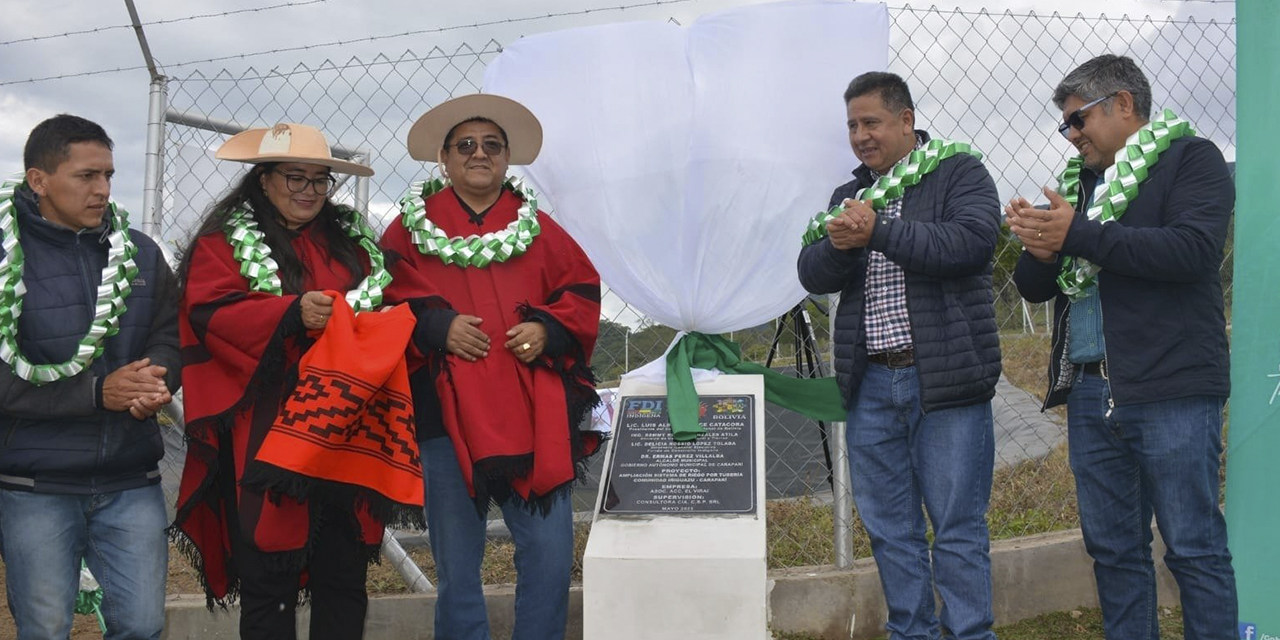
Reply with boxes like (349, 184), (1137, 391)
(826, 199), (877, 250)
(102, 358), (172, 420)
(445, 315), (549, 364)
(1005, 187), (1075, 263)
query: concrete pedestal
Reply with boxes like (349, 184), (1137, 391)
(583, 374), (768, 640)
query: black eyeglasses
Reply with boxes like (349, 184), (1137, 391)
(448, 138), (506, 156)
(1057, 92), (1118, 139)
(274, 170), (337, 195)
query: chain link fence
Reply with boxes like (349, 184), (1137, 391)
(154, 6), (1235, 586)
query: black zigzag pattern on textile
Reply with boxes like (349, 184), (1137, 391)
(359, 394), (419, 466)
(277, 367), (418, 468)
(278, 374), (365, 426)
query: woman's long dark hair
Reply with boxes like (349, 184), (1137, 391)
(177, 162), (368, 295)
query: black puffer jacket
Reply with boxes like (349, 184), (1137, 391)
(0, 187), (180, 495)
(797, 130), (1002, 410)
(1013, 135), (1232, 409)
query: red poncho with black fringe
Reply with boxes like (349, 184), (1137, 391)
(171, 226), (420, 605)
(382, 186), (603, 512)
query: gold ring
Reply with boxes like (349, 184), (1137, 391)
(1036, 229), (1043, 239)
(522, 342), (532, 351)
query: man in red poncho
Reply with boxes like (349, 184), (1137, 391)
(381, 94), (602, 640)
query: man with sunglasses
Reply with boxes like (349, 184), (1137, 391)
(798, 71), (1002, 640)
(382, 94), (602, 640)
(1007, 54), (1236, 640)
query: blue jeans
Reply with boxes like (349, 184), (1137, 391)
(1066, 372), (1236, 640)
(847, 364), (996, 640)
(0, 484), (168, 640)
(421, 437), (574, 640)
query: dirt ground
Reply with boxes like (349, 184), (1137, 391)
(0, 546), (205, 640)
(0, 560), (102, 639)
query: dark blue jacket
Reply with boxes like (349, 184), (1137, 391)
(1012, 135), (1232, 408)
(0, 187), (180, 494)
(797, 130), (1003, 410)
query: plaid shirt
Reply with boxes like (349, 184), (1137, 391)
(862, 137), (921, 354)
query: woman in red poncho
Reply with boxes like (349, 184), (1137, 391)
(171, 123), (415, 640)
(381, 94), (602, 640)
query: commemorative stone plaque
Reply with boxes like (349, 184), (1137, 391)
(600, 394), (756, 515)
(584, 375), (769, 640)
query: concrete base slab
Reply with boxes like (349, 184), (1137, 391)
(162, 528), (1180, 640)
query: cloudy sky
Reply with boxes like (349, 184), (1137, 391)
(0, 0), (1232, 218)
(0, 0), (1234, 332)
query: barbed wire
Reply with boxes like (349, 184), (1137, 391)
(891, 4), (1235, 22)
(0, 0), (328, 48)
(0, 0), (699, 87)
(2, 0), (1234, 88)
(171, 45), (504, 83)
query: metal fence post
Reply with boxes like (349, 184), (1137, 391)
(829, 292), (854, 569)
(381, 529), (434, 593)
(354, 149), (372, 214)
(142, 76), (168, 238)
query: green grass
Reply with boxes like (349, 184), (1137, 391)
(987, 444), (1079, 540)
(759, 439), (1081, 572)
(978, 607), (1184, 640)
(772, 606), (1185, 640)
(998, 332), (1053, 403)
(873, 606), (1184, 640)
(766, 497), (842, 568)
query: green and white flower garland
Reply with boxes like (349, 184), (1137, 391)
(397, 176), (541, 267)
(0, 173), (139, 384)
(223, 204), (391, 312)
(802, 139), (983, 246)
(1054, 109), (1193, 300)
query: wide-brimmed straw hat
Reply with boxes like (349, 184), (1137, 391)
(406, 94), (542, 165)
(216, 123), (373, 177)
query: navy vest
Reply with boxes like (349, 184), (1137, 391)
(0, 188), (166, 494)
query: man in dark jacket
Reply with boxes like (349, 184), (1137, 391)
(797, 72), (1001, 640)
(1007, 55), (1235, 640)
(0, 115), (179, 640)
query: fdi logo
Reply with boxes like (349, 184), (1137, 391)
(624, 399), (665, 416)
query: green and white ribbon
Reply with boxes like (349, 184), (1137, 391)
(75, 560), (107, 633)
(0, 173), (138, 384)
(223, 204), (391, 312)
(802, 139), (983, 246)
(664, 332), (846, 441)
(1054, 109), (1194, 300)
(397, 176), (541, 268)
(225, 208), (282, 295)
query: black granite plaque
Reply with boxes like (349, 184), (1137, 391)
(600, 394), (756, 515)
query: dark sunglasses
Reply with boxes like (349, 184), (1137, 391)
(273, 170), (337, 195)
(1057, 92), (1118, 139)
(448, 137), (506, 156)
